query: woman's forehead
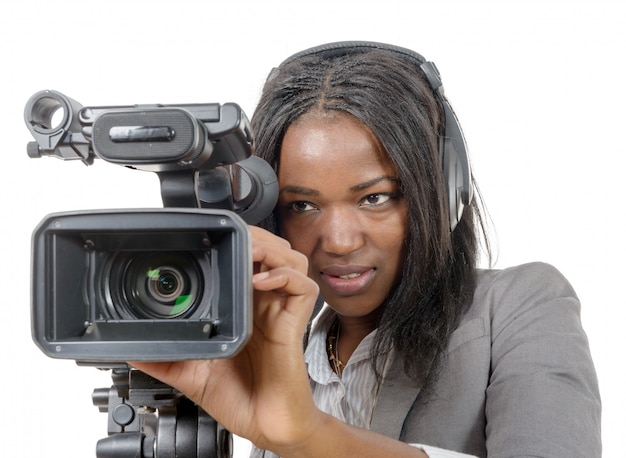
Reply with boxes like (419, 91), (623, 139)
(281, 112), (389, 164)
(278, 112), (397, 190)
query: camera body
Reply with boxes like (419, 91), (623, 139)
(25, 90), (277, 363)
(32, 208), (251, 362)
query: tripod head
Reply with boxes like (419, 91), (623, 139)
(92, 367), (231, 458)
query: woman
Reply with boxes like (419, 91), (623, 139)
(133, 42), (601, 457)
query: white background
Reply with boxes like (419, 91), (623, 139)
(1, 0), (624, 456)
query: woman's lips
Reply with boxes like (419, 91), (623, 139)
(319, 265), (376, 296)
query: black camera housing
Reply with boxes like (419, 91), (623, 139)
(24, 90), (277, 455)
(24, 90), (279, 364)
(31, 208), (251, 362)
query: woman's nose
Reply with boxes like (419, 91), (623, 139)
(318, 207), (365, 256)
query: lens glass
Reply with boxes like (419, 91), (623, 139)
(102, 251), (207, 319)
(144, 266), (192, 316)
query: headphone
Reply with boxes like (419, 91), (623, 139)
(273, 41), (473, 231)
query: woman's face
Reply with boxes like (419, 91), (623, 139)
(277, 111), (408, 321)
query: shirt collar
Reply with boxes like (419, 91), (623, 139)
(304, 304), (378, 383)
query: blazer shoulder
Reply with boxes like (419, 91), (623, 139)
(476, 261), (575, 296)
(473, 261), (578, 312)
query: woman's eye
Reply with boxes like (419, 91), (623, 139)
(361, 193), (392, 206)
(288, 201), (316, 213)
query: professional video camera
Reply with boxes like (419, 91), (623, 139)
(24, 90), (278, 457)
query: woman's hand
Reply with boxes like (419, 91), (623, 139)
(131, 226), (322, 450)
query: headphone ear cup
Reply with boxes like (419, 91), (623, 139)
(441, 141), (464, 231)
(421, 61), (472, 232)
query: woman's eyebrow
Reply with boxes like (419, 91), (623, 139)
(349, 176), (399, 192)
(280, 185), (320, 196)
(280, 176), (398, 197)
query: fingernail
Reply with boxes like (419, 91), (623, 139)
(253, 271), (270, 283)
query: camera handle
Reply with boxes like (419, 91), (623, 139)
(92, 367), (232, 458)
(158, 170), (201, 208)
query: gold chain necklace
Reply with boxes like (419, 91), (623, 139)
(326, 318), (345, 377)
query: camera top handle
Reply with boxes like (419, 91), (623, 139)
(24, 90), (278, 223)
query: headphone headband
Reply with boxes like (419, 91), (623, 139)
(280, 41), (426, 65)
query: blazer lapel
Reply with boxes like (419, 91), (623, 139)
(370, 353), (421, 439)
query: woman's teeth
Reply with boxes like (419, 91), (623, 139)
(338, 273), (361, 280)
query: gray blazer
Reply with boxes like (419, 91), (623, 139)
(371, 262), (602, 457)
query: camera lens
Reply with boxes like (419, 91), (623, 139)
(102, 252), (207, 320)
(129, 255), (200, 319)
(148, 267), (184, 299)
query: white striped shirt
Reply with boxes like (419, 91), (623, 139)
(249, 305), (477, 458)
(304, 305), (382, 429)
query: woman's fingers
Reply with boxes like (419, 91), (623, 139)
(253, 238), (308, 272)
(250, 228), (318, 341)
(128, 226), (321, 446)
